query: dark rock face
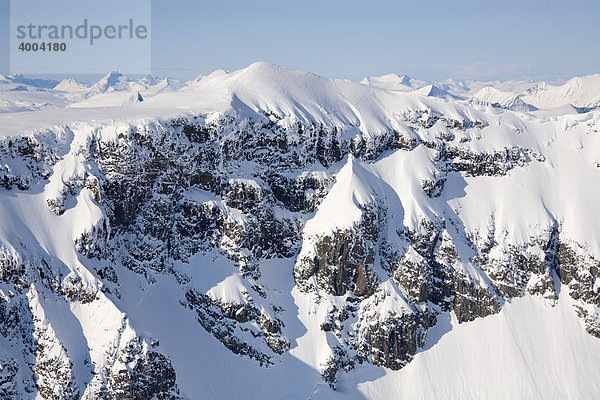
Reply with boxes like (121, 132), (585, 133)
(0, 356), (19, 399)
(557, 239), (600, 337)
(104, 340), (180, 400)
(357, 311), (429, 369)
(0, 135), (56, 190)
(443, 145), (528, 177)
(421, 175), (446, 197)
(182, 289), (289, 366)
(294, 208), (380, 298)
(267, 172), (332, 213)
(451, 277), (501, 323)
(294, 230), (377, 297)
(314, 232), (376, 297)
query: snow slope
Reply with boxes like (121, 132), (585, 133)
(327, 292), (600, 400)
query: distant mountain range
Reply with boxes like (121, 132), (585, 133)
(360, 72), (600, 112)
(2, 69), (599, 116)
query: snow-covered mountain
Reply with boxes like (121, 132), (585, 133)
(0, 62), (600, 399)
(0, 74), (59, 89)
(87, 71), (145, 94)
(49, 73), (183, 109)
(360, 73), (535, 97)
(361, 72), (600, 113)
(359, 73), (428, 92)
(0, 76), (69, 113)
(0, 73), (186, 112)
(460, 78), (536, 97)
(54, 79), (91, 93)
(412, 84), (462, 101)
(470, 86), (534, 112)
(521, 74), (600, 110)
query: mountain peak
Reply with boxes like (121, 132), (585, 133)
(90, 71), (127, 93)
(413, 84), (461, 100)
(54, 78), (90, 92)
(360, 73), (428, 92)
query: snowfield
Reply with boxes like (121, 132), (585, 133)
(330, 293), (600, 400)
(0, 63), (599, 399)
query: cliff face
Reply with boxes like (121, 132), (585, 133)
(0, 64), (600, 398)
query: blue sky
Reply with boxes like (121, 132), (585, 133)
(2, 0), (599, 82)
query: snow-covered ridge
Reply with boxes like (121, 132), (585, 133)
(2, 62), (599, 136)
(0, 62), (477, 135)
(470, 87), (534, 112)
(521, 74), (600, 109)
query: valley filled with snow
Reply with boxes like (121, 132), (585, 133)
(0, 62), (599, 399)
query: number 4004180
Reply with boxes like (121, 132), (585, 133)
(18, 42), (67, 51)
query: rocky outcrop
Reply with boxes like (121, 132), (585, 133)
(355, 287), (432, 370)
(557, 239), (600, 337)
(443, 145), (528, 177)
(0, 135), (57, 190)
(182, 289), (289, 366)
(0, 356), (19, 399)
(102, 338), (180, 400)
(294, 214), (380, 297)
